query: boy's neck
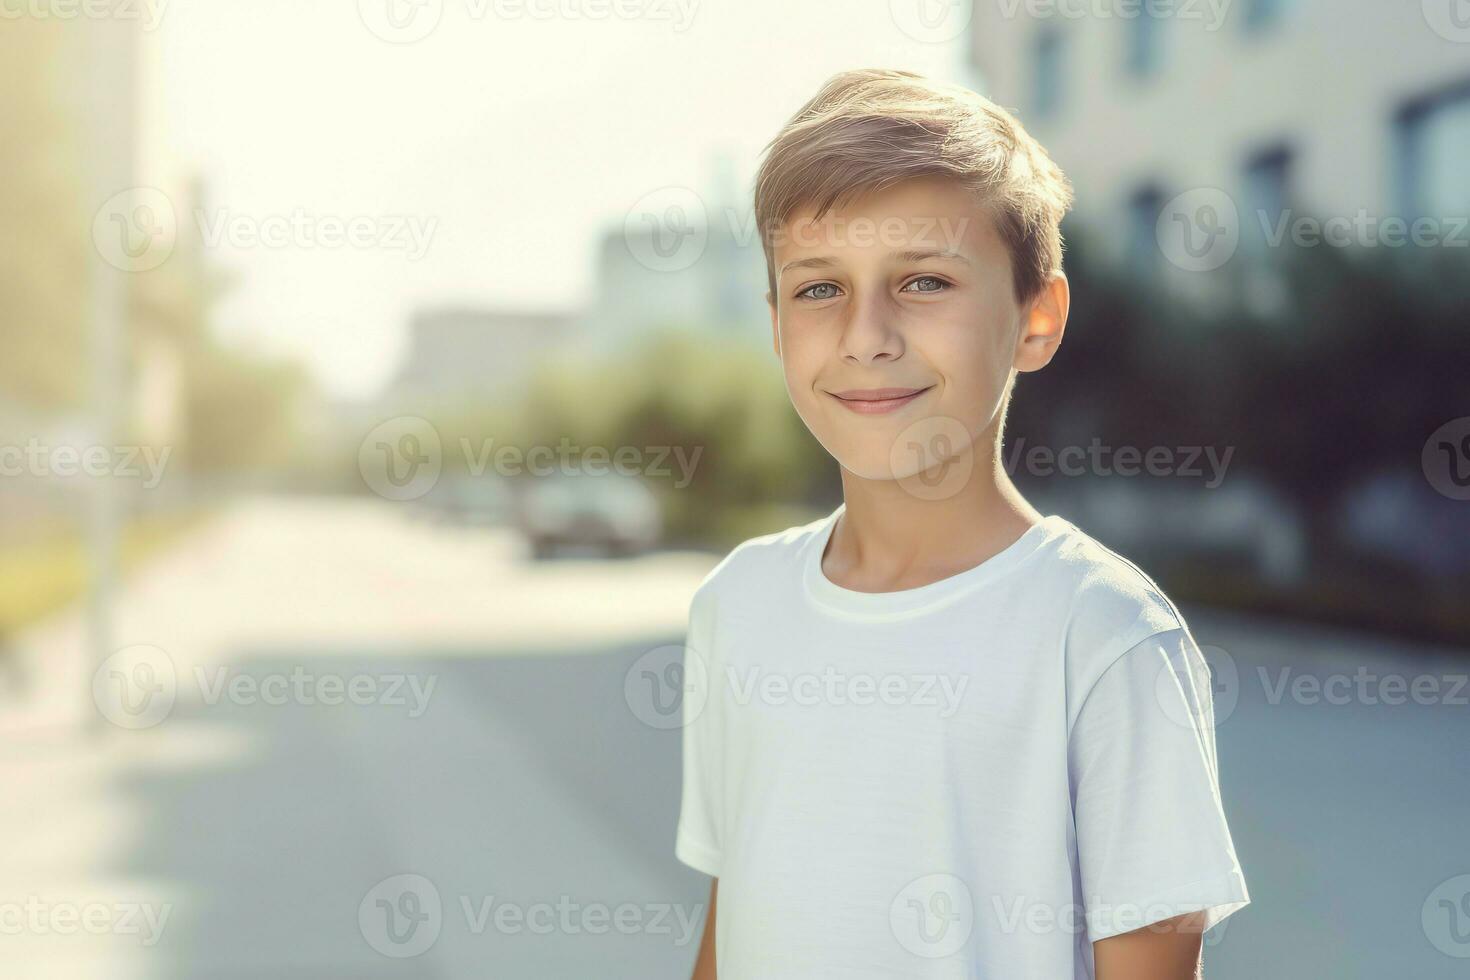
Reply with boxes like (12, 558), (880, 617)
(825, 437), (1042, 594)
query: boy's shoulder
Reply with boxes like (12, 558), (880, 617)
(1046, 517), (1186, 645)
(1045, 520), (1190, 704)
(690, 510), (833, 603)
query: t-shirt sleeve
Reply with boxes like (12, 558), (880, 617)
(1068, 626), (1250, 943)
(674, 587), (723, 877)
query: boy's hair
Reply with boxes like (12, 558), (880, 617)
(754, 68), (1074, 307)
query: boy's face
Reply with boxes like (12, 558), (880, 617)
(767, 176), (1068, 485)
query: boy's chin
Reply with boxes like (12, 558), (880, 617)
(833, 451), (953, 484)
(827, 429), (980, 500)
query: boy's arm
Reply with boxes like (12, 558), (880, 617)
(1094, 909), (1206, 980)
(690, 879), (717, 979)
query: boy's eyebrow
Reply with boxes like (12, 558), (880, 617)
(894, 248), (971, 265)
(778, 249), (970, 280)
(778, 256), (838, 279)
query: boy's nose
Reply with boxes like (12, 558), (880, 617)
(839, 292), (904, 364)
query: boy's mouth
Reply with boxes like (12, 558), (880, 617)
(825, 385), (934, 415)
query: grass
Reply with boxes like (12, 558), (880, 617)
(0, 512), (208, 638)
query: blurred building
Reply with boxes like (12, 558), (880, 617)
(968, 0), (1470, 282)
(385, 307), (578, 408)
(582, 153), (771, 350)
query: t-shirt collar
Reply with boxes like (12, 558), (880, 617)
(801, 503), (1069, 620)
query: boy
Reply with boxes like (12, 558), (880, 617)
(676, 69), (1249, 978)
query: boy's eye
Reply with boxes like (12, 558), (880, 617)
(796, 282), (840, 301)
(901, 276), (950, 294)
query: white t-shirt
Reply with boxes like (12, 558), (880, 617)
(676, 504), (1249, 978)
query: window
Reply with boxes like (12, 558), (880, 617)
(1126, 4), (1163, 78)
(1240, 146), (1293, 315)
(1242, 145), (1293, 250)
(1397, 82), (1470, 221)
(1128, 183), (1167, 272)
(1033, 28), (1064, 119)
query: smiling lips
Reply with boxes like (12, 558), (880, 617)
(826, 386), (934, 415)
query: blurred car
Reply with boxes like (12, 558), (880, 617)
(1336, 470), (1470, 578)
(514, 472), (661, 559)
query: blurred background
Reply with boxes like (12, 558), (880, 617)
(2, 0), (1468, 976)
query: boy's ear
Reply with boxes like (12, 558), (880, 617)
(1014, 271), (1069, 373)
(767, 292), (780, 357)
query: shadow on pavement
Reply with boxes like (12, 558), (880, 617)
(102, 637), (709, 979)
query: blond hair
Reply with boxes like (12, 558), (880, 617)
(754, 68), (1074, 306)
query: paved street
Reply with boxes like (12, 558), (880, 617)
(1, 497), (1467, 977)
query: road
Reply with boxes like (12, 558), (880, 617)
(1, 497), (1466, 977)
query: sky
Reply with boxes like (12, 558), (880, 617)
(147, 0), (975, 399)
